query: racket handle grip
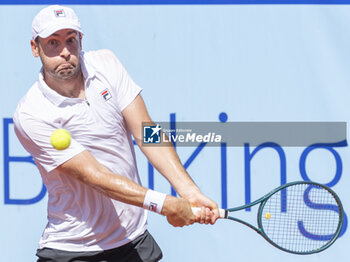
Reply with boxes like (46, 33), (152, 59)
(191, 207), (228, 219)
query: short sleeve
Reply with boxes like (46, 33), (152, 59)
(13, 111), (85, 173)
(106, 50), (142, 112)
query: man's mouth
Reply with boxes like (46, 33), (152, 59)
(57, 63), (74, 71)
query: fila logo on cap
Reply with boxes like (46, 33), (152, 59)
(54, 9), (66, 17)
(101, 89), (112, 101)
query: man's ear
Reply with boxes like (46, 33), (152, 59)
(31, 39), (40, 57)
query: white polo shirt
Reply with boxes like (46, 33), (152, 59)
(13, 49), (148, 251)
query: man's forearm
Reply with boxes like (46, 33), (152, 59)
(58, 150), (148, 207)
(121, 94), (201, 197)
(136, 137), (200, 198)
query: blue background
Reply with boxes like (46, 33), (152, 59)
(0, 3), (349, 261)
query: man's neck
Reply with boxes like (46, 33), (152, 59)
(44, 69), (85, 99)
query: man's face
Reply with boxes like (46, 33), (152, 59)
(31, 29), (82, 80)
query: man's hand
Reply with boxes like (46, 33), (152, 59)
(161, 196), (196, 227)
(180, 188), (220, 225)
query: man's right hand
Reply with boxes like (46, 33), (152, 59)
(161, 196), (196, 227)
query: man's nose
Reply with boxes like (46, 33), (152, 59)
(60, 46), (71, 59)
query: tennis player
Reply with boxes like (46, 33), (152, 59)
(13, 5), (219, 262)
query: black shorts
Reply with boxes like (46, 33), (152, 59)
(36, 230), (163, 262)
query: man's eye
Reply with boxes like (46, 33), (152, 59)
(67, 38), (76, 43)
(49, 40), (57, 45)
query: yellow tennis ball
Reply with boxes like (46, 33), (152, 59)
(50, 129), (71, 150)
(265, 212), (271, 219)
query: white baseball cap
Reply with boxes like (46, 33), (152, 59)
(32, 5), (83, 40)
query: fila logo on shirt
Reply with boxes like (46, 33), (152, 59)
(101, 89), (112, 101)
(54, 9), (66, 17)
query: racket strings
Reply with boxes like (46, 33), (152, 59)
(260, 183), (341, 253)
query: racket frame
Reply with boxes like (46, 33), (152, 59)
(224, 181), (344, 255)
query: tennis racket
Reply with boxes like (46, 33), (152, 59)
(192, 181), (344, 254)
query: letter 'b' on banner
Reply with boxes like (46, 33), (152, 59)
(3, 118), (46, 205)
